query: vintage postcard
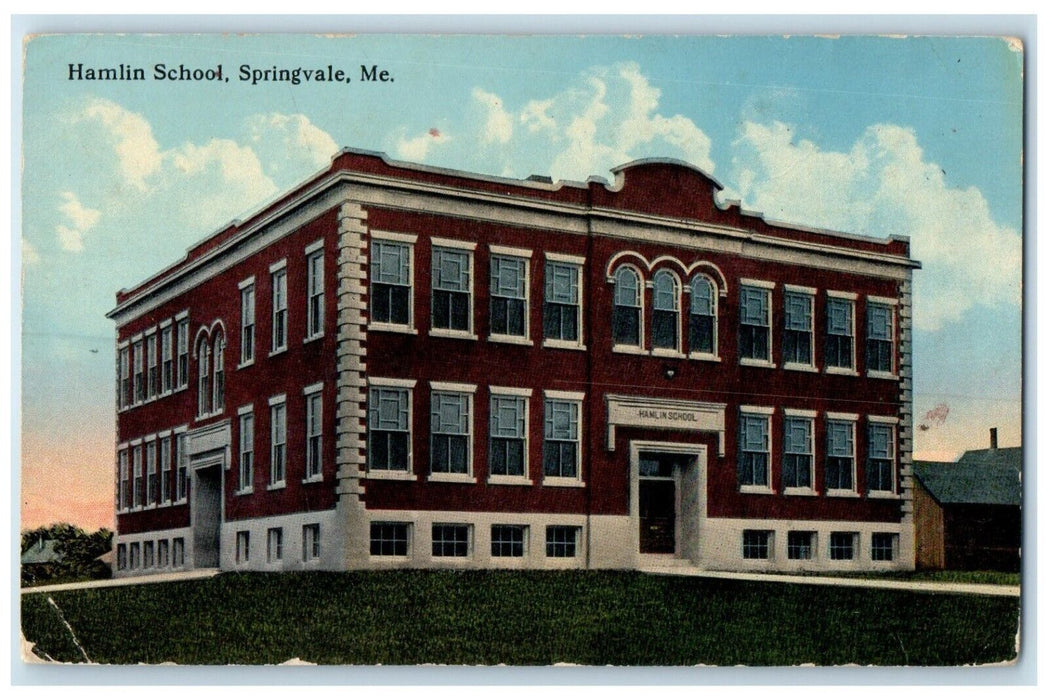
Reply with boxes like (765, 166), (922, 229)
(17, 29), (1024, 672)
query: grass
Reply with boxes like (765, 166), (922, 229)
(797, 570), (1021, 586)
(21, 570), (1020, 666)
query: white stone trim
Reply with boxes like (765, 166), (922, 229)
(302, 381), (324, 396)
(867, 415), (900, 425)
(268, 393), (287, 406)
(304, 238), (324, 255)
(739, 405), (775, 415)
(430, 381), (477, 393)
(268, 258), (287, 273)
(370, 229), (418, 244)
(112, 526), (193, 578)
(220, 509), (342, 572)
(826, 411), (859, 421)
(430, 236), (477, 251)
(236, 404), (252, 416)
(740, 358), (776, 369)
(825, 367), (859, 377)
(542, 338), (587, 351)
(867, 295), (900, 306)
(489, 244), (533, 258)
(489, 334), (533, 346)
(238, 276), (255, 290)
(827, 289), (859, 300)
(543, 389), (586, 401)
(489, 386), (533, 397)
(367, 377), (418, 388)
(430, 328), (479, 341)
(739, 278), (775, 290)
(784, 283), (818, 294)
(368, 322), (418, 335)
(544, 251), (586, 265)
(784, 362), (818, 373)
(783, 408), (818, 418)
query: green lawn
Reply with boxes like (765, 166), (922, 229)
(799, 570), (1021, 586)
(21, 570), (1020, 666)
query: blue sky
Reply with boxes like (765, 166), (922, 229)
(19, 34), (1023, 528)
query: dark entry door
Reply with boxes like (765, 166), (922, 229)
(639, 480), (676, 554)
(192, 465), (221, 567)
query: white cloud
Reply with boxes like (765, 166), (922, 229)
(472, 88), (514, 144)
(395, 128), (450, 162)
(22, 239), (40, 265)
(71, 98), (162, 191)
(55, 191), (101, 252)
(245, 113), (338, 179)
(521, 99), (556, 133)
(726, 121), (1021, 331)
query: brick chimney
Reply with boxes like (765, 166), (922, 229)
(990, 427), (998, 450)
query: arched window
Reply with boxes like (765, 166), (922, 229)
(689, 276), (717, 355)
(651, 270), (679, 350)
(212, 333), (225, 413)
(612, 266), (642, 347)
(197, 337), (211, 416)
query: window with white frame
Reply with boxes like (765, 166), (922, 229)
(240, 282), (255, 364)
(133, 339), (145, 403)
(742, 530), (772, 559)
(545, 525), (579, 558)
(144, 541), (154, 568)
(491, 254), (528, 338)
(432, 524), (470, 557)
(145, 441), (157, 506)
(651, 270), (680, 350)
(432, 246), (471, 332)
(270, 398), (287, 485)
(738, 411), (771, 489)
(306, 247), (324, 339)
(146, 333), (158, 399)
(867, 302), (895, 374)
(787, 531), (815, 560)
(371, 240), (412, 326)
(212, 334), (224, 412)
(173, 538), (185, 567)
(489, 392), (527, 478)
(161, 325), (174, 393)
(197, 337), (211, 416)
(430, 391), (471, 475)
(370, 522), (409, 556)
(367, 385), (411, 472)
(305, 389), (323, 480)
(117, 544), (127, 570)
(271, 266), (288, 352)
(238, 409), (254, 492)
(612, 266), (642, 347)
(175, 433), (188, 502)
(267, 528), (283, 562)
(158, 539), (169, 567)
(871, 533), (897, 561)
(118, 449), (130, 510)
(826, 419), (856, 492)
(118, 346), (130, 409)
(826, 297), (855, 370)
(783, 290), (814, 366)
(782, 415), (814, 490)
(236, 530), (250, 563)
(176, 317), (189, 389)
(867, 422), (896, 493)
(129, 542), (140, 569)
(689, 276), (717, 355)
(132, 445), (143, 508)
(159, 436), (171, 503)
(829, 532), (856, 560)
(303, 524), (320, 562)
(491, 525), (526, 558)
(543, 397), (581, 480)
(739, 285), (771, 362)
(543, 260), (581, 343)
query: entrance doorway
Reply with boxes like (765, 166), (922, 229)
(638, 452), (692, 554)
(192, 464), (221, 567)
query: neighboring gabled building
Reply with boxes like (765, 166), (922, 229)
(107, 148), (920, 576)
(913, 430), (1021, 571)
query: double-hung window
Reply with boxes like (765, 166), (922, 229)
(133, 339), (145, 404)
(867, 301), (895, 375)
(176, 316), (189, 389)
(236, 531), (250, 564)
(271, 262), (288, 353)
(367, 382), (412, 473)
(689, 276), (717, 356)
(543, 394), (582, 482)
(159, 436), (171, 503)
(118, 449), (130, 510)
(118, 345), (130, 409)
(145, 440), (157, 506)
(132, 445), (143, 508)
(197, 339), (211, 416)
(146, 333), (158, 399)
(240, 279), (255, 365)
(739, 283), (772, 363)
(370, 237), (413, 328)
(175, 432), (188, 502)
(306, 244), (324, 340)
(543, 257), (582, 346)
(303, 524), (321, 562)
(782, 412), (814, 491)
(738, 409), (771, 490)
(431, 243), (472, 334)
(238, 408), (254, 492)
(304, 387), (323, 481)
(430, 387), (472, 477)
(160, 325), (173, 394)
(212, 335), (224, 412)
(612, 266), (642, 348)
(651, 270), (680, 351)
(267, 528), (283, 563)
(269, 396), (287, 486)
(826, 294), (855, 371)
(783, 288), (814, 367)
(826, 417), (856, 493)
(489, 390), (529, 480)
(867, 421), (896, 494)
(490, 251), (529, 340)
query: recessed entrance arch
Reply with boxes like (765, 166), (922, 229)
(630, 441), (707, 563)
